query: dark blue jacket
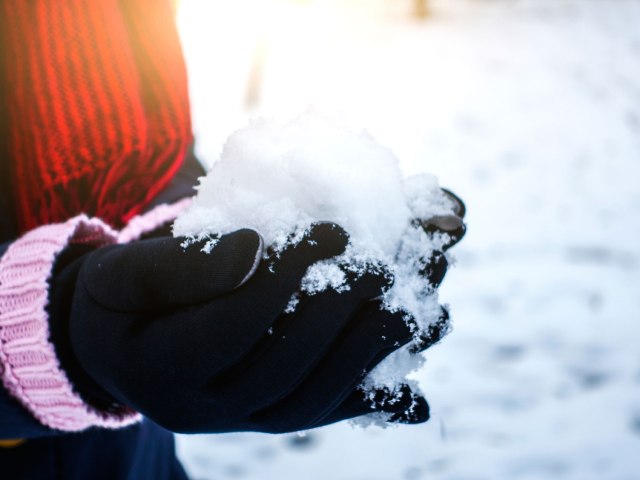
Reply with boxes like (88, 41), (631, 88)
(0, 152), (205, 479)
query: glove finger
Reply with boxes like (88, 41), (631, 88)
(308, 383), (430, 429)
(248, 302), (414, 431)
(82, 230), (263, 311)
(417, 218), (466, 252)
(442, 224), (466, 251)
(441, 188), (466, 218)
(231, 222), (349, 322)
(390, 393), (430, 424)
(366, 384), (430, 424)
(416, 188), (466, 251)
(408, 306), (451, 354)
(208, 269), (393, 413)
(304, 388), (377, 428)
(419, 251), (448, 287)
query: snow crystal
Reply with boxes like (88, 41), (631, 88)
(300, 260), (348, 294)
(173, 111), (460, 400)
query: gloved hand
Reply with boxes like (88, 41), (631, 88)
(48, 187), (465, 435)
(47, 223), (432, 433)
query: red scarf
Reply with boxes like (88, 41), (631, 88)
(1, 0), (192, 232)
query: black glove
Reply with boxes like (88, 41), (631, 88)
(48, 223), (437, 433)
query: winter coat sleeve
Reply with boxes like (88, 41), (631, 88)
(0, 148), (203, 439)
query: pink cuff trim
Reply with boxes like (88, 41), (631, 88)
(0, 215), (142, 431)
(118, 198), (192, 243)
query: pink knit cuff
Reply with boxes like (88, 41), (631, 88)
(0, 215), (142, 432)
(118, 197), (192, 243)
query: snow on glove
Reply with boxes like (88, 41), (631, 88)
(47, 223), (433, 433)
(406, 188), (466, 353)
(416, 188), (466, 288)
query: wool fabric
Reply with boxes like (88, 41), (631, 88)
(0, 0), (192, 233)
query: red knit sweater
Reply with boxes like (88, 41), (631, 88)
(0, 0), (193, 233)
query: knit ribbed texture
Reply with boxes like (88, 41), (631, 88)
(0, 215), (142, 431)
(0, 0), (193, 233)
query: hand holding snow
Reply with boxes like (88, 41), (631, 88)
(173, 112), (461, 403)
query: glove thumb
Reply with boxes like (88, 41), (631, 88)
(81, 230), (263, 311)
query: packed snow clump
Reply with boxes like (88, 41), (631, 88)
(173, 112), (459, 406)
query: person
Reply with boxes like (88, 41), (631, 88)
(0, 1), (464, 478)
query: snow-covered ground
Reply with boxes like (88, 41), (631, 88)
(175, 1), (640, 478)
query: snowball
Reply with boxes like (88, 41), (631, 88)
(173, 112), (459, 408)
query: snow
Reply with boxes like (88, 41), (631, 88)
(173, 112), (453, 261)
(175, 0), (640, 478)
(173, 112), (460, 395)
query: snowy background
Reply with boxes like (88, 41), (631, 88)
(173, 0), (640, 479)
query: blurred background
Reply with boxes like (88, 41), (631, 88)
(173, 0), (640, 478)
